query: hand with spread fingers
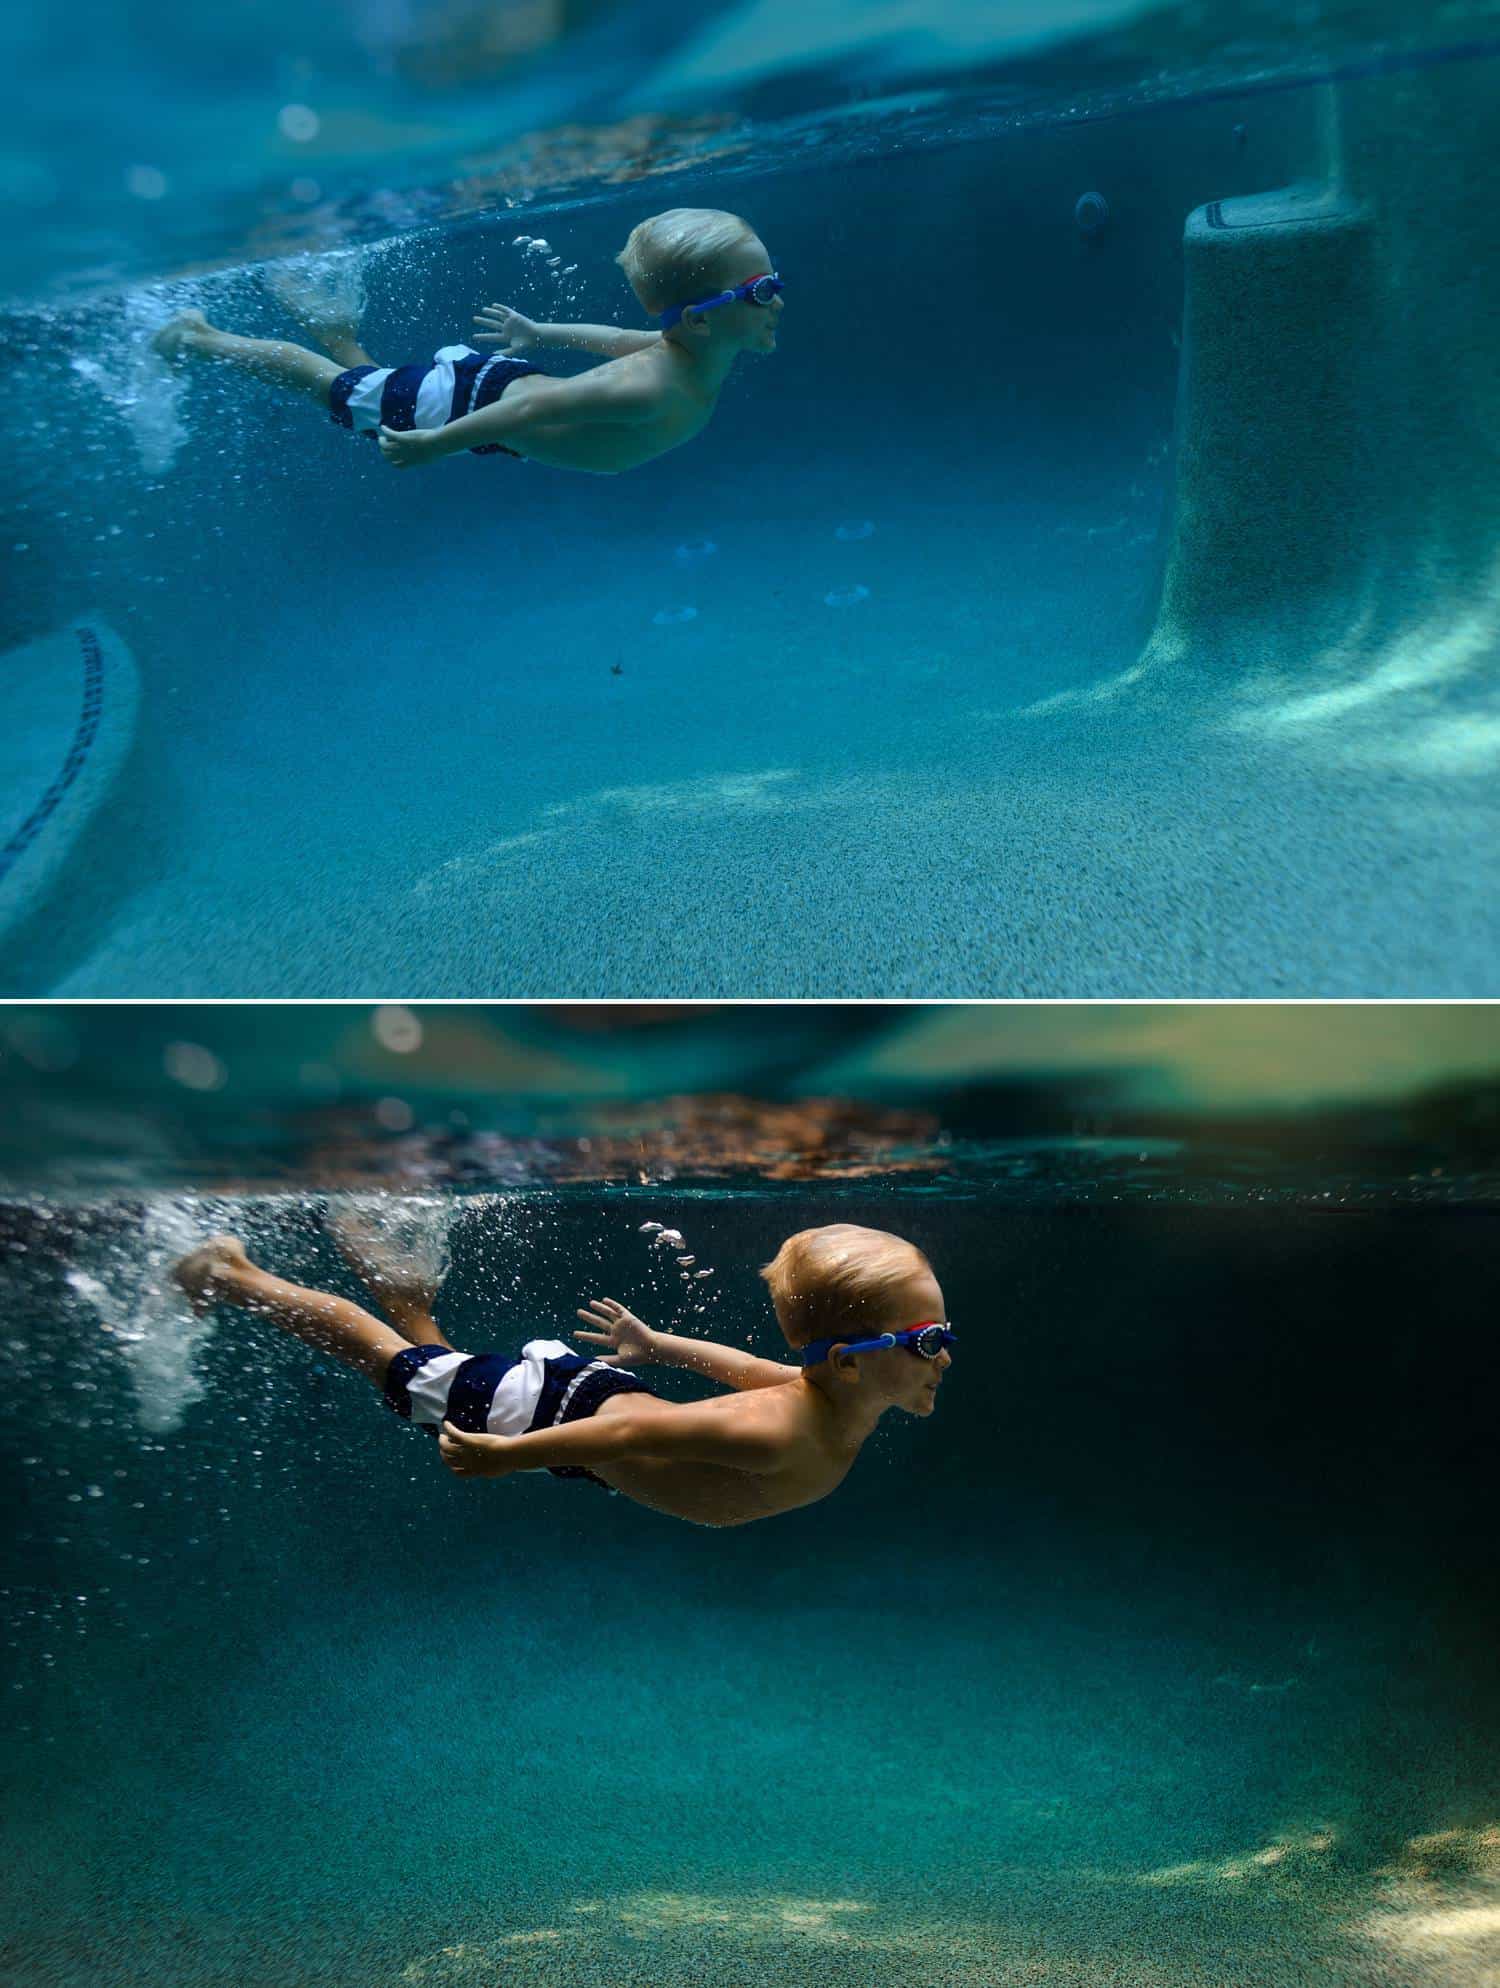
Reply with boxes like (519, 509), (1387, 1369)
(574, 1297), (658, 1368)
(472, 303), (542, 354)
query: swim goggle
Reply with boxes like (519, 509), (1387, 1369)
(657, 271), (783, 330)
(799, 1322), (957, 1368)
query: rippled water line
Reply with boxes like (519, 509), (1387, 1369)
(9, 28), (1500, 312)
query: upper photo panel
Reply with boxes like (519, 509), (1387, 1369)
(3, 3), (1497, 997)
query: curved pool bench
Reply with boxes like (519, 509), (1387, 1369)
(0, 620), (139, 961)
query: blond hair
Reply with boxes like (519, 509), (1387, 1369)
(615, 207), (758, 315)
(760, 1225), (932, 1352)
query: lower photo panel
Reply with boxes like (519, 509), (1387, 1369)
(1, 1001), (1496, 1988)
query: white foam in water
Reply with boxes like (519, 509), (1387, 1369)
(69, 288), (191, 476)
(330, 1192), (458, 1294)
(66, 1196), (224, 1434)
(261, 246), (369, 340)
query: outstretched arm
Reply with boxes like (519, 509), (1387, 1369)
(651, 1333), (802, 1391)
(474, 303), (661, 360)
(438, 1394), (777, 1479)
(575, 1297), (801, 1392)
(378, 365), (655, 468)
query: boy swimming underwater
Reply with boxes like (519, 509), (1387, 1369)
(172, 1221), (953, 1530)
(152, 208), (782, 477)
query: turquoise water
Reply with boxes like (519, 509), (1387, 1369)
(8, 3), (1494, 305)
(3, 1171), (1497, 1988)
(2, 6), (1498, 994)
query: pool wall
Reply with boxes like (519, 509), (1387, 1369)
(1150, 54), (1500, 682)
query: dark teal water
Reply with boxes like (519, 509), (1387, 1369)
(3, 1177), (1496, 1987)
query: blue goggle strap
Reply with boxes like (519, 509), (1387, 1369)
(658, 274), (781, 329)
(800, 1325), (956, 1367)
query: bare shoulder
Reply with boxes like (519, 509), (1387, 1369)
(597, 1380), (855, 1524)
(619, 1380), (827, 1475)
(737, 1377), (840, 1468)
(616, 343), (716, 419)
(519, 352), (663, 423)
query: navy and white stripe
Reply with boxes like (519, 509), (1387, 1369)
(328, 344), (540, 457)
(383, 1337), (653, 1491)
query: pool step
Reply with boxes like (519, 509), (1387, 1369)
(0, 619), (140, 964)
(1153, 181), (1377, 655)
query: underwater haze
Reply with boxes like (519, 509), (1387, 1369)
(4, 1163), (1499, 1983)
(3, 1002), (1500, 1985)
(4, 3), (1500, 994)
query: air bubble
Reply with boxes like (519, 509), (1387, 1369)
(372, 1005), (423, 1054)
(125, 165), (168, 201)
(278, 104), (321, 144)
(834, 520), (874, 541)
(674, 539), (718, 563)
(164, 1041), (227, 1092)
(638, 1222), (663, 1233)
(652, 606), (698, 626)
(824, 585), (870, 607)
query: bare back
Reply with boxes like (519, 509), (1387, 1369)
(589, 1379), (856, 1528)
(502, 346), (717, 474)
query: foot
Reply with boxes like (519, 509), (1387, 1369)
(152, 309), (214, 361)
(173, 1232), (253, 1312)
(328, 1208), (442, 1333)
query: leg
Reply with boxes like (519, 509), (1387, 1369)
(280, 306), (374, 371)
(173, 1234), (408, 1390)
(313, 328), (375, 370)
(261, 264), (377, 369)
(152, 311), (345, 407)
(328, 1208), (455, 1350)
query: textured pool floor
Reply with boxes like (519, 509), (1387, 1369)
(28, 451), (1500, 998)
(8, 1580), (1494, 1988)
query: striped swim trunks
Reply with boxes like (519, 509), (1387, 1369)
(383, 1337), (656, 1492)
(328, 343), (540, 458)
